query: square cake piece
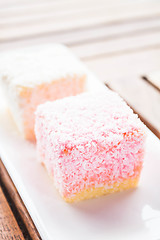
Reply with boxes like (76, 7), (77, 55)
(0, 44), (86, 141)
(35, 90), (146, 202)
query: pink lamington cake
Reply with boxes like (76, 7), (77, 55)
(35, 90), (146, 202)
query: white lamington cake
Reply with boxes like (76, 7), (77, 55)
(0, 44), (87, 141)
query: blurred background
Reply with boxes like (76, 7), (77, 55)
(0, 0), (160, 138)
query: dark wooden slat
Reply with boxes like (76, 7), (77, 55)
(85, 48), (160, 84)
(85, 48), (160, 138)
(0, 160), (42, 240)
(0, 184), (25, 240)
(142, 72), (160, 92)
(108, 76), (160, 139)
(105, 77), (160, 139)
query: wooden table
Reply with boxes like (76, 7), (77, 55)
(0, 0), (160, 239)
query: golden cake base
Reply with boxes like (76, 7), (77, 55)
(63, 176), (140, 203)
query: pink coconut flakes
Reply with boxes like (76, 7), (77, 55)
(35, 90), (146, 200)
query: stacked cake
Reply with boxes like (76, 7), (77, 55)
(0, 44), (146, 202)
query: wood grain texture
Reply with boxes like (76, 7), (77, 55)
(105, 77), (160, 139)
(71, 31), (160, 60)
(0, 184), (25, 240)
(85, 49), (160, 138)
(0, 0), (130, 18)
(0, 15), (159, 45)
(0, 0), (160, 41)
(142, 71), (160, 92)
(85, 48), (160, 84)
(0, 160), (42, 240)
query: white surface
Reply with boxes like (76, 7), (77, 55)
(0, 80), (160, 240)
(0, 44), (88, 86)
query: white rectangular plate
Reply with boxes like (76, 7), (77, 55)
(0, 79), (160, 240)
